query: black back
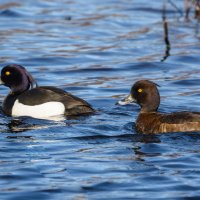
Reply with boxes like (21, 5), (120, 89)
(18, 86), (94, 114)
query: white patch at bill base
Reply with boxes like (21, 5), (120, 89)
(12, 100), (65, 119)
(117, 100), (129, 105)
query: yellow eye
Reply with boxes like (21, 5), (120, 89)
(5, 71), (11, 76)
(138, 88), (143, 93)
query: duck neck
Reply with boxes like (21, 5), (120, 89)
(140, 105), (158, 113)
(11, 84), (29, 94)
(11, 77), (31, 94)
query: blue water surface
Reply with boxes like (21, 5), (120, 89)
(0, 0), (200, 199)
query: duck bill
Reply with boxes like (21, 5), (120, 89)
(117, 94), (136, 105)
(0, 77), (5, 85)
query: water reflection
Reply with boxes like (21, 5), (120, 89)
(1, 117), (64, 133)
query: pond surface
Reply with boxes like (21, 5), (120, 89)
(0, 0), (200, 199)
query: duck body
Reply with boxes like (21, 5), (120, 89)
(136, 112), (200, 134)
(0, 64), (94, 119)
(118, 80), (200, 134)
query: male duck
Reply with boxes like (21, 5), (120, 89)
(0, 64), (94, 119)
(118, 80), (200, 134)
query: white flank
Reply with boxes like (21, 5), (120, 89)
(12, 100), (65, 119)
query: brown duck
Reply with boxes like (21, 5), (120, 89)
(118, 80), (200, 134)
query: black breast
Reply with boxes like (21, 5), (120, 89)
(2, 93), (18, 116)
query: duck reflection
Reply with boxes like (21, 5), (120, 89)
(3, 114), (92, 134)
(6, 118), (52, 133)
(131, 132), (161, 162)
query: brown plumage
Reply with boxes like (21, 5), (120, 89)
(118, 80), (200, 134)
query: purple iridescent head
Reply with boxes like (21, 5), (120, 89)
(0, 64), (37, 93)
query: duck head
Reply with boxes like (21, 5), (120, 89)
(0, 64), (37, 93)
(118, 80), (160, 113)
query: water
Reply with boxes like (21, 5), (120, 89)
(0, 0), (200, 199)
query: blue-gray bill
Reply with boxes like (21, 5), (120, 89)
(117, 94), (136, 105)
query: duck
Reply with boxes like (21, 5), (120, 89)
(117, 80), (200, 134)
(0, 64), (95, 119)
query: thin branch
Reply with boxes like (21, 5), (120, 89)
(161, 2), (171, 62)
(194, 0), (200, 19)
(184, 0), (192, 21)
(168, 0), (183, 16)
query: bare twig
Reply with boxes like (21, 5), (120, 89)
(161, 2), (171, 62)
(168, 0), (183, 16)
(194, 0), (200, 19)
(184, 0), (192, 21)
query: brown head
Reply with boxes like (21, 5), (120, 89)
(118, 80), (160, 113)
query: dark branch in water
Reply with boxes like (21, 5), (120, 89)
(168, 0), (183, 16)
(194, 0), (200, 19)
(161, 2), (171, 62)
(184, 0), (192, 21)
(184, 0), (200, 20)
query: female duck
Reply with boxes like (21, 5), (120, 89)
(0, 64), (94, 119)
(118, 80), (200, 134)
